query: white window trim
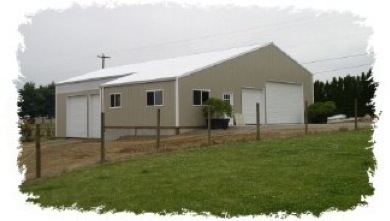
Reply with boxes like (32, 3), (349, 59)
(222, 92), (234, 106)
(146, 89), (164, 107)
(192, 89), (211, 106)
(109, 93), (122, 109)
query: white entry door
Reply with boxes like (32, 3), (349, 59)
(222, 93), (234, 125)
(242, 88), (265, 124)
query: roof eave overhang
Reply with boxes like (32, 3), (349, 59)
(102, 77), (176, 88)
(55, 72), (135, 86)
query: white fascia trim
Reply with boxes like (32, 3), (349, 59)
(175, 77), (179, 127)
(102, 77), (176, 88)
(56, 73), (134, 85)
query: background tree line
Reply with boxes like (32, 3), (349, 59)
(313, 69), (377, 117)
(17, 82), (55, 119)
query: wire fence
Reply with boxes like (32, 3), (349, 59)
(19, 100), (375, 181)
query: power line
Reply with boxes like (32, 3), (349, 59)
(106, 14), (325, 56)
(313, 63), (373, 75)
(23, 14), (362, 74)
(302, 52), (372, 65)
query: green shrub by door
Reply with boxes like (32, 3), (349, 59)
(202, 98), (233, 129)
(308, 101), (337, 123)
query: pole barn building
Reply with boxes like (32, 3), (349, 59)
(55, 43), (313, 139)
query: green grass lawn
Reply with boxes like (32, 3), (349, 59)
(21, 129), (375, 217)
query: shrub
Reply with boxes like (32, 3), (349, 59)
(308, 101), (337, 124)
(43, 123), (55, 138)
(19, 123), (34, 142)
(202, 98), (233, 119)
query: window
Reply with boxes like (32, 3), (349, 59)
(193, 89), (210, 105)
(110, 93), (121, 108)
(146, 90), (163, 106)
(223, 93), (233, 106)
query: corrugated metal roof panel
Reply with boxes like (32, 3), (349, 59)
(58, 43), (270, 86)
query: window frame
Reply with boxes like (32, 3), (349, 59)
(109, 93), (122, 108)
(192, 89), (211, 106)
(222, 92), (234, 106)
(146, 89), (164, 107)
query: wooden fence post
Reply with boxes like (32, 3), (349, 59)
(100, 112), (105, 163)
(208, 105), (211, 146)
(156, 108), (161, 148)
(35, 124), (41, 178)
(256, 102), (260, 141)
(354, 98), (358, 130)
(305, 101), (308, 135)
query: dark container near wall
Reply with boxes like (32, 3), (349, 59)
(202, 98), (233, 130)
(206, 118), (230, 130)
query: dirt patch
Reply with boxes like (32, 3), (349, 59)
(19, 122), (372, 182)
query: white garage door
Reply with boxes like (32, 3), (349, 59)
(266, 82), (303, 124)
(242, 88), (265, 124)
(66, 95), (88, 137)
(66, 94), (101, 138)
(88, 94), (101, 138)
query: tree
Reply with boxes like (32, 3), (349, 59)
(313, 69), (377, 117)
(41, 82), (55, 118)
(314, 80), (326, 102)
(17, 82), (55, 118)
(361, 69), (377, 116)
(17, 82), (39, 118)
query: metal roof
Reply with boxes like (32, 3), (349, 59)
(57, 43), (271, 86)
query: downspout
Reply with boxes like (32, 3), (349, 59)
(100, 86), (105, 113)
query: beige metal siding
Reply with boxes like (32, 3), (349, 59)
(178, 44), (313, 126)
(104, 81), (175, 127)
(55, 89), (99, 137)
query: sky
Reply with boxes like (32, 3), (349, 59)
(2, 1), (390, 221)
(16, 3), (374, 87)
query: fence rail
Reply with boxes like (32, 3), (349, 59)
(22, 101), (373, 180)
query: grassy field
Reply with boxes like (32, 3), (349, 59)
(21, 129), (375, 217)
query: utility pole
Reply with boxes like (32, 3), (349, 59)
(97, 53), (111, 69)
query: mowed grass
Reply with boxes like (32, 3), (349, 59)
(21, 129), (375, 217)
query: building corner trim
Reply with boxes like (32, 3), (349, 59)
(175, 77), (179, 127)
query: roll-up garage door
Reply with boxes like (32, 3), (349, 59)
(242, 88), (265, 124)
(266, 82), (303, 124)
(66, 94), (101, 138)
(66, 95), (88, 137)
